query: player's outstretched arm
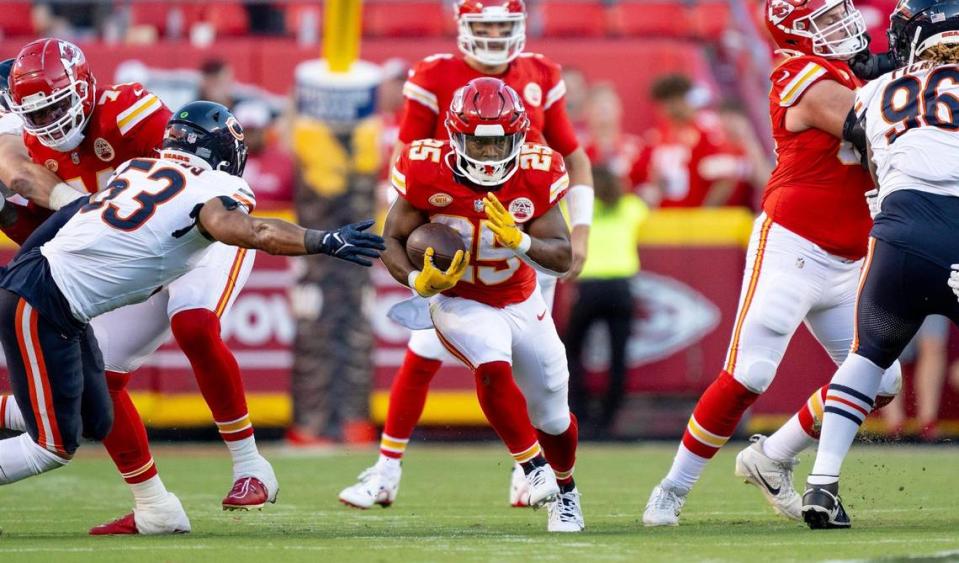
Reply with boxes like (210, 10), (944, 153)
(198, 197), (385, 265)
(484, 192), (571, 275)
(0, 135), (85, 210)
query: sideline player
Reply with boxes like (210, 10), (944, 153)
(642, 0), (903, 526)
(0, 38), (268, 534)
(340, 0), (593, 511)
(803, 0), (959, 528)
(0, 102), (384, 530)
(380, 78), (583, 532)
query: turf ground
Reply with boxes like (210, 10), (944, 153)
(0, 442), (957, 562)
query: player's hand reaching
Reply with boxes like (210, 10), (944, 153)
(948, 264), (959, 303)
(483, 192), (524, 250)
(411, 247), (470, 298)
(306, 219), (386, 267)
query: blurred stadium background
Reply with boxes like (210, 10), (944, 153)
(0, 0), (954, 449)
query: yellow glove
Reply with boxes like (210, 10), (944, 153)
(411, 247), (470, 298)
(483, 192), (526, 250)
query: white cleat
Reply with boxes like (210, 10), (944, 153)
(734, 434), (802, 521)
(338, 462), (401, 509)
(525, 464), (560, 507)
(137, 492), (191, 534)
(643, 482), (687, 527)
(509, 462), (531, 507)
(547, 488), (585, 532)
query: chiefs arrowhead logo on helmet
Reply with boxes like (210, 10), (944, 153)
(768, 0), (804, 24)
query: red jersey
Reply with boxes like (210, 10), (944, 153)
(632, 112), (738, 207)
(393, 139), (569, 308)
(26, 82), (171, 194)
(763, 56), (872, 260)
(399, 53), (580, 156)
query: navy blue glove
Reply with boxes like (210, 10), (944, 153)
(305, 219), (386, 267)
(848, 46), (897, 80)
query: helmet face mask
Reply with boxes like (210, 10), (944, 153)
(457, 1), (526, 66)
(449, 128), (525, 186)
(5, 38), (95, 151)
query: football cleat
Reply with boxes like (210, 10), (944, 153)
(547, 488), (585, 532)
(90, 492), (191, 535)
(735, 434), (802, 521)
(525, 464), (560, 508)
(509, 462), (531, 507)
(223, 456), (279, 511)
(802, 481), (851, 529)
(338, 462), (402, 509)
(643, 482), (688, 527)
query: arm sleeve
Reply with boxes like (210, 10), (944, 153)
(542, 100), (580, 156)
(398, 98), (439, 144)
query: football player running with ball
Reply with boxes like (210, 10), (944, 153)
(379, 78), (582, 532)
(643, 0), (903, 527)
(0, 102), (384, 533)
(340, 0), (593, 513)
(803, 0), (959, 529)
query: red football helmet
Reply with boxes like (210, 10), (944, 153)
(5, 38), (96, 151)
(445, 77), (530, 187)
(456, 0), (526, 66)
(765, 0), (867, 59)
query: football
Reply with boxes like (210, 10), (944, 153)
(406, 222), (467, 271)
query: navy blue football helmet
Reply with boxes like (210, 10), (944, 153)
(162, 100), (247, 176)
(889, 0), (959, 66)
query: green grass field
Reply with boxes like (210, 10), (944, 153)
(0, 442), (957, 562)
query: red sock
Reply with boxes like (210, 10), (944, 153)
(681, 371), (760, 458)
(102, 371), (158, 484)
(537, 413), (578, 486)
(380, 349), (442, 459)
(474, 362), (541, 462)
(170, 309), (253, 442)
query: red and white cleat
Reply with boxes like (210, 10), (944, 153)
(89, 513), (138, 535)
(89, 493), (191, 535)
(222, 476), (277, 511)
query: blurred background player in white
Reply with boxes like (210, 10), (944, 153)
(643, 0), (902, 527)
(803, 0), (959, 528)
(378, 78), (583, 532)
(0, 101), (385, 530)
(339, 0), (593, 511)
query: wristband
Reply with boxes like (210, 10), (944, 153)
(515, 232), (532, 254)
(304, 229), (327, 255)
(567, 184), (594, 227)
(408, 270), (421, 289)
(49, 182), (85, 211)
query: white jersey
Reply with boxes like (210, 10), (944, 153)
(41, 157), (256, 322)
(857, 60), (959, 206)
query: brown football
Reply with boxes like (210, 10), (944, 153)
(406, 223), (466, 271)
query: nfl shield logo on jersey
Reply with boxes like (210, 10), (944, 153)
(509, 197), (535, 223)
(474, 199), (485, 212)
(94, 138), (115, 162)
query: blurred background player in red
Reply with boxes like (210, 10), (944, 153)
(632, 73), (741, 208)
(338, 0), (593, 510)
(642, 0), (902, 526)
(0, 38), (277, 535)
(581, 82), (646, 185)
(234, 99), (294, 206)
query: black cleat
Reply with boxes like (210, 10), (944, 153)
(802, 481), (851, 529)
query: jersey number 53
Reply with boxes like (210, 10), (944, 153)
(81, 159), (186, 231)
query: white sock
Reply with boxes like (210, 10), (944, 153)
(226, 436), (261, 471)
(663, 444), (707, 493)
(0, 395), (26, 432)
(810, 354), (884, 483)
(130, 475), (169, 507)
(762, 414), (815, 462)
(376, 454), (401, 470)
(0, 434), (68, 484)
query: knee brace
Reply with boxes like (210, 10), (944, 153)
(732, 348), (781, 394)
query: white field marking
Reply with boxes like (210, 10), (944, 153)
(823, 549), (959, 563)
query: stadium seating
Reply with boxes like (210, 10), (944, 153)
(363, 1), (452, 37)
(539, 1), (608, 37)
(0, 1), (32, 39)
